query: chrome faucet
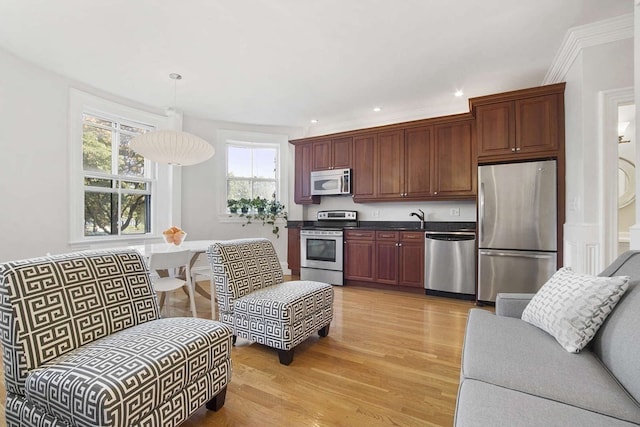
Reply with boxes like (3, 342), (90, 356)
(410, 209), (425, 230)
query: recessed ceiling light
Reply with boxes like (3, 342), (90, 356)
(310, 119), (318, 124)
(373, 107), (382, 112)
(454, 90), (464, 97)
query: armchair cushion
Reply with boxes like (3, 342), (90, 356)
(24, 318), (232, 427)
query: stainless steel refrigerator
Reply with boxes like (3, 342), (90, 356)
(477, 160), (558, 302)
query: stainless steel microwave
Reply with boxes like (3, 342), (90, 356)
(310, 168), (351, 195)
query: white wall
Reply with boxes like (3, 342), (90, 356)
(180, 116), (304, 268)
(0, 49), (70, 261)
(563, 37), (633, 273)
(0, 48), (175, 262)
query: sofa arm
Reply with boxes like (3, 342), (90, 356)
(495, 293), (535, 318)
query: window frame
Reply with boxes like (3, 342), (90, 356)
(217, 129), (289, 222)
(225, 141), (281, 207)
(69, 89), (174, 245)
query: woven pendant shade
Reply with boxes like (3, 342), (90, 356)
(130, 129), (215, 166)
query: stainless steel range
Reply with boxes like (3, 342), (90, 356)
(300, 210), (358, 285)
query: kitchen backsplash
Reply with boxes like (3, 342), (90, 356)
(298, 195), (476, 222)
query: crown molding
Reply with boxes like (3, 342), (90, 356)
(543, 13), (633, 84)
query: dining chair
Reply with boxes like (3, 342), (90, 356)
(149, 250), (198, 317)
(190, 253), (217, 319)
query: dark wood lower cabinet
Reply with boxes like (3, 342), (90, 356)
(344, 230), (375, 281)
(287, 227), (300, 275)
(344, 230), (424, 289)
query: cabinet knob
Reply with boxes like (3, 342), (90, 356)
(398, 243), (402, 247)
(516, 147), (521, 151)
(511, 148), (516, 152)
(434, 192), (438, 195)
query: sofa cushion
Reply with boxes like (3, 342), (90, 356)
(455, 379), (640, 427)
(591, 280), (640, 405)
(521, 267), (629, 352)
(462, 309), (640, 424)
(25, 318), (232, 427)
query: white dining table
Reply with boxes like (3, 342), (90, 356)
(128, 240), (220, 317)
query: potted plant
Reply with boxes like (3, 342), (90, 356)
(227, 199), (239, 214)
(252, 197), (268, 214)
(268, 199), (285, 214)
(239, 198), (252, 214)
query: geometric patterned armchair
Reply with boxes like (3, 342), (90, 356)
(208, 238), (333, 365)
(0, 249), (232, 427)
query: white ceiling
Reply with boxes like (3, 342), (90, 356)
(0, 0), (631, 130)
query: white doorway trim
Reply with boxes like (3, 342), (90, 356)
(600, 87), (634, 266)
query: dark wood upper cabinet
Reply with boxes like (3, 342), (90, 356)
(292, 83), (564, 202)
(294, 142), (320, 205)
(475, 101), (514, 157)
(433, 120), (476, 197)
(312, 137), (352, 171)
(404, 127), (433, 199)
(516, 95), (559, 154)
(352, 134), (376, 201)
(376, 130), (405, 199)
(471, 84), (564, 162)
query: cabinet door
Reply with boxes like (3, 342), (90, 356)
(287, 227), (300, 274)
(344, 239), (375, 281)
(294, 142), (319, 204)
(311, 139), (332, 171)
(433, 121), (476, 197)
(476, 101), (514, 157)
(377, 130), (405, 199)
(405, 126), (433, 198)
(332, 137), (352, 169)
(516, 94), (559, 154)
(399, 232), (424, 288)
(352, 134), (377, 201)
(375, 231), (399, 285)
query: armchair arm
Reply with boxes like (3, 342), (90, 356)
(495, 293), (536, 318)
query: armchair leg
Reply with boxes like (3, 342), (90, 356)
(232, 335), (237, 345)
(205, 386), (227, 411)
(318, 324), (330, 337)
(278, 349), (294, 365)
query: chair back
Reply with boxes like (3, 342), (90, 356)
(0, 250), (159, 395)
(208, 238), (283, 315)
(148, 250), (193, 275)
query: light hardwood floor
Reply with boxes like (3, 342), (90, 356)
(0, 282), (481, 427)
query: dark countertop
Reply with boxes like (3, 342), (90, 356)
(287, 220), (475, 232)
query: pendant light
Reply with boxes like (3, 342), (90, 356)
(130, 73), (215, 166)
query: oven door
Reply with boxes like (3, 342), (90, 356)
(300, 231), (343, 271)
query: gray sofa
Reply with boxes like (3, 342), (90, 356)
(455, 251), (640, 426)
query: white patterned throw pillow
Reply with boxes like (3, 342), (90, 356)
(521, 267), (630, 353)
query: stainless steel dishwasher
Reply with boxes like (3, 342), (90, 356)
(424, 231), (476, 299)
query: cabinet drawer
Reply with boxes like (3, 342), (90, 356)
(376, 231), (399, 241)
(401, 231), (424, 242)
(345, 230), (375, 240)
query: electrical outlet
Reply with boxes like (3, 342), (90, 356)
(372, 210), (380, 218)
(450, 208), (460, 217)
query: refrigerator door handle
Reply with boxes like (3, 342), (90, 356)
(479, 250), (555, 260)
(478, 182), (485, 242)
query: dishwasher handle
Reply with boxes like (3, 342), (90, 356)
(426, 232), (476, 241)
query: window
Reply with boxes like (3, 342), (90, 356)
(82, 113), (154, 236)
(69, 89), (173, 244)
(226, 142), (280, 203)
